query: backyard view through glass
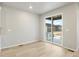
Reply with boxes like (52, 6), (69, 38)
(45, 15), (63, 46)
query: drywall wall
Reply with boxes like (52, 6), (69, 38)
(78, 4), (79, 50)
(1, 5), (40, 49)
(40, 3), (77, 51)
(0, 6), (1, 49)
(77, 3), (79, 50)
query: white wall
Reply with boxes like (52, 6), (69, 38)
(78, 4), (79, 50)
(0, 6), (1, 49)
(77, 3), (79, 50)
(1, 6), (40, 49)
(40, 3), (77, 51)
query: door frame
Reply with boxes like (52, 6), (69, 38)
(44, 13), (64, 47)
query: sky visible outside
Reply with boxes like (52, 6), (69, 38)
(45, 19), (63, 25)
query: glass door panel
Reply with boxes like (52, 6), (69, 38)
(52, 15), (63, 45)
(45, 17), (52, 42)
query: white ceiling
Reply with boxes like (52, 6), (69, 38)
(2, 2), (70, 15)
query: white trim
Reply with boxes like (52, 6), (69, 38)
(44, 40), (77, 51)
(76, 3), (79, 51)
(1, 40), (39, 50)
(44, 13), (64, 47)
(63, 46), (78, 51)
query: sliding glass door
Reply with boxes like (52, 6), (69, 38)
(45, 14), (63, 46)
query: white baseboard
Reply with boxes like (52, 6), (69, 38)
(1, 40), (78, 52)
(1, 40), (39, 50)
(43, 40), (78, 51)
(62, 46), (78, 51)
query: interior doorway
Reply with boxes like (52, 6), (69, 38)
(45, 14), (63, 46)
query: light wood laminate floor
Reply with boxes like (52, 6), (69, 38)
(0, 41), (79, 57)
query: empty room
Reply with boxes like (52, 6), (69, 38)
(0, 2), (79, 57)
